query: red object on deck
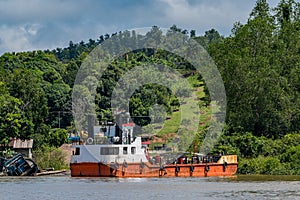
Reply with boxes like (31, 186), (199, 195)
(122, 123), (135, 127)
(142, 141), (151, 145)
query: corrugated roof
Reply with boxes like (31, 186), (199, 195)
(9, 138), (33, 149)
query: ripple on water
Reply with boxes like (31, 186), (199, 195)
(0, 175), (299, 200)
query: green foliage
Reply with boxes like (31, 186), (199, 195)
(214, 131), (300, 175)
(210, 0), (299, 174)
(44, 83), (72, 128)
(194, 28), (223, 50)
(0, 81), (37, 144)
(33, 145), (68, 170)
(238, 152), (300, 175)
(238, 156), (288, 175)
(0, 50), (72, 144)
(9, 68), (48, 135)
(30, 128), (68, 148)
(0, 2), (299, 175)
(280, 145), (300, 164)
(209, 0), (300, 137)
(157, 111), (181, 136)
(48, 128), (69, 147)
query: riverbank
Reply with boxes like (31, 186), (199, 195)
(233, 174), (300, 181)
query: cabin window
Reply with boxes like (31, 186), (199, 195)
(131, 147), (136, 155)
(123, 147), (128, 155)
(75, 147), (80, 155)
(100, 147), (119, 155)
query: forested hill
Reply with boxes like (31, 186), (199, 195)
(0, 0), (299, 174)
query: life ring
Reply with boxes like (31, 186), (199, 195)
(190, 165), (194, 172)
(87, 137), (93, 144)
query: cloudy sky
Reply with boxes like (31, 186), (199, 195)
(0, 0), (281, 55)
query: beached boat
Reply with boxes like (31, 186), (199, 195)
(0, 153), (39, 176)
(70, 117), (238, 178)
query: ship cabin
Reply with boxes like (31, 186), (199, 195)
(71, 122), (149, 164)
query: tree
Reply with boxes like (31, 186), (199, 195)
(194, 29), (223, 49)
(44, 83), (72, 128)
(190, 30), (196, 38)
(209, 0), (299, 137)
(0, 82), (24, 144)
(8, 68), (48, 138)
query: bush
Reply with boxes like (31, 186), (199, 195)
(238, 156), (288, 175)
(33, 145), (68, 170)
(215, 132), (300, 175)
(280, 145), (300, 174)
(261, 139), (284, 157)
(48, 128), (69, 147)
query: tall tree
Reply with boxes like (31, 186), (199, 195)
(8, 68), (48, 138)
(210, 0), (298, 137)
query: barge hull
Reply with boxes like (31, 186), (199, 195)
(70, 162), (238, 177)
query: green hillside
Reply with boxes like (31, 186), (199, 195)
(0, 0), (299, 174)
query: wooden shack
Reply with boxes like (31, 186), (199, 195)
(9, 138), (34, 158)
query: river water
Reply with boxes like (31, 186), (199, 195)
(0, 175), (299, 200)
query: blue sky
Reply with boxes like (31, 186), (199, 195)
(0, 0), (281, 55)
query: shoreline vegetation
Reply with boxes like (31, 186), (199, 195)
(33, 145), (69, 171)
(0, 0), (299, 175)
(226, 175), (300, 181)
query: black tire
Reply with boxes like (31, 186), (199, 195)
(190, 165), (194, 172)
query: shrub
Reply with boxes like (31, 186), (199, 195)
(238, 156), (288, 175)
(33, 145), (68, 170)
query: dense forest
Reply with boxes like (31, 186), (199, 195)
(0, 0), (299, 174)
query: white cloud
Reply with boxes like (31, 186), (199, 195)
(22, 24), (42, 36)
(0, 0), (282, 55)
(157, 0), (254, 33)
(0, 24), (38, 53)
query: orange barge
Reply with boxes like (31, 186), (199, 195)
(71, 154), (237, 178)
(70, 136), (238, 177)
(70, 113), (237, 178)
